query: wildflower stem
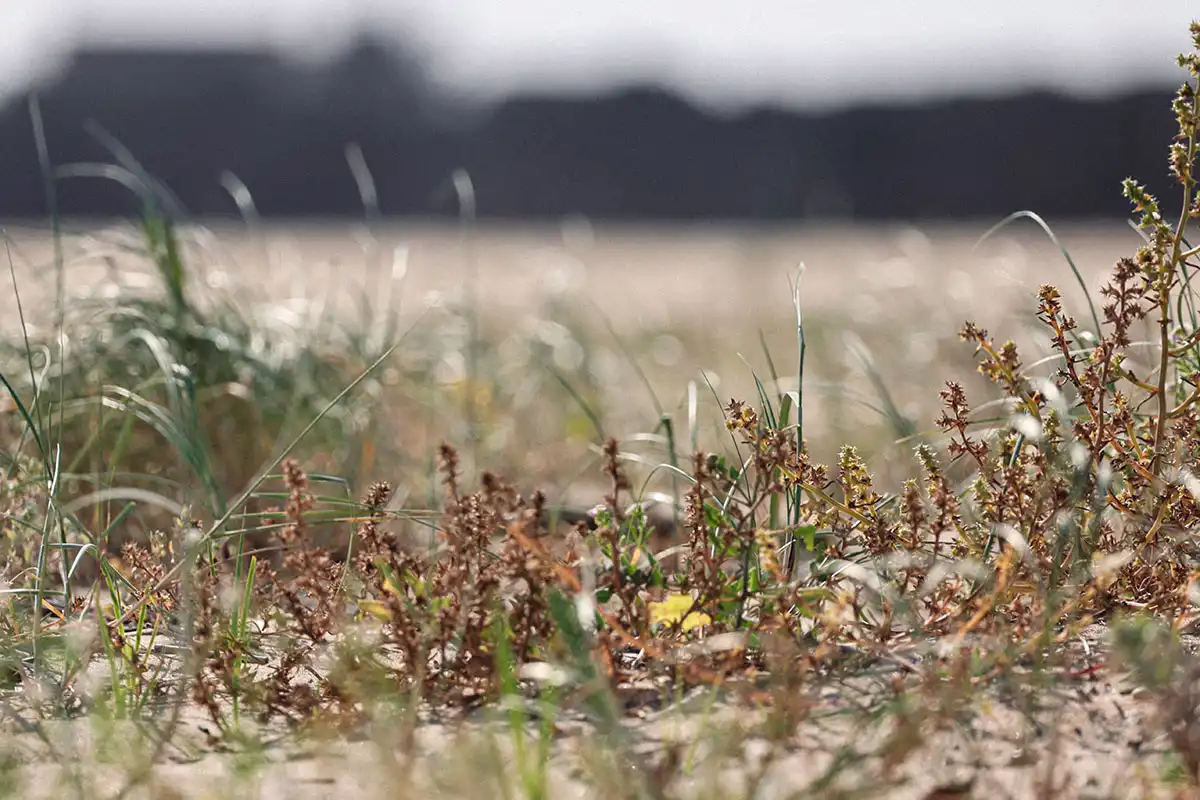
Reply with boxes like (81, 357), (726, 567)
(1152, 81), (1199, 482)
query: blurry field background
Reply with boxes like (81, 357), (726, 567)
(0, 6), (1190, 516)
(0, 218), (1140, 500)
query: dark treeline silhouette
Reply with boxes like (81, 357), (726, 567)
(0, 35), (1181, 221)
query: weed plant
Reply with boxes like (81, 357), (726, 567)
(1, 19), (1200, 800)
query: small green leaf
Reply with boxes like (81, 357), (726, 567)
(797, 524), (818, 552)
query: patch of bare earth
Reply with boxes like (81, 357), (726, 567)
(3, 624), (1197, 798)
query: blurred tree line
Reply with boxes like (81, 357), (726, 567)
(0, 34), (1177, 221)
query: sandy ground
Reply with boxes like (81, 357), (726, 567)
(1, 622), (1195, 799)
(0, 217), (1143, 332)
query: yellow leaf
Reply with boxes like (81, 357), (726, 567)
(648, 593), (711, 632)
(358, 600), (392, 622)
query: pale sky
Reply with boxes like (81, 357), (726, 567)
(2, 1), (1198, 110)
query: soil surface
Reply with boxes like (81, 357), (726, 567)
(2, 623), (1196, 799)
